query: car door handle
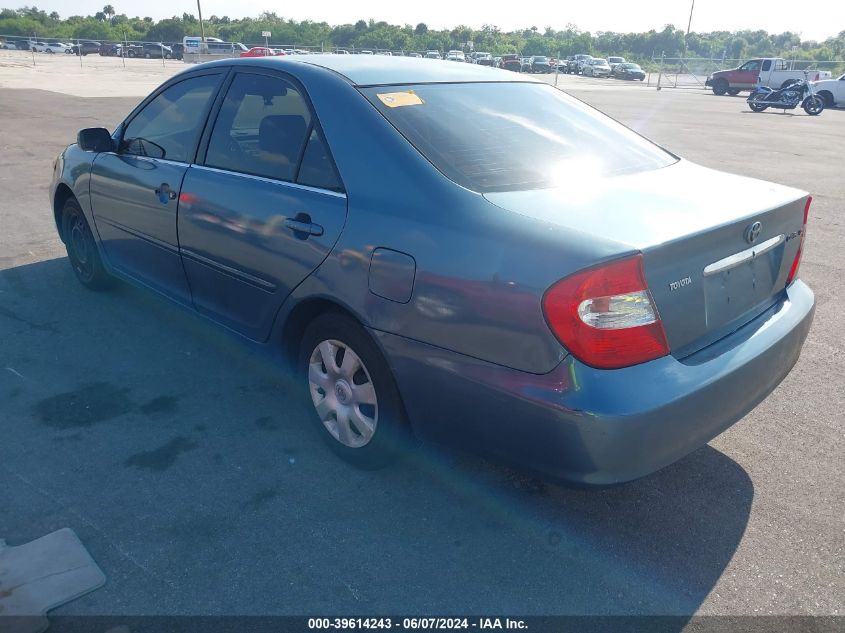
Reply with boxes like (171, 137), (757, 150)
(154, 182), (177, 202)
(284, 215), (324, 237)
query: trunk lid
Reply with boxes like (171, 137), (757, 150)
(484, 160), (808, 358)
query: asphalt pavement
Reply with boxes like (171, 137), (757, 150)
(0, 78), (842, 617)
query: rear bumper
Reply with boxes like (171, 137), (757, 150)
(374, 280), (814, 485)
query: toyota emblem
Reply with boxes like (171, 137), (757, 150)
(745, 221), (763, 244)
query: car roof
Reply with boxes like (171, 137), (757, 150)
(210, 55), (540, 86)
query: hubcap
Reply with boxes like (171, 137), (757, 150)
(308, 339), (378, 448)
(69, 215), (93, 279)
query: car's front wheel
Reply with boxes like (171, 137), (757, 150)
(300, 312), (411, 469)
(62, 198), (112, 290)
(712, 79), (729, 95)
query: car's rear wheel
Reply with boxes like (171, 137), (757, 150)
(299, 312), (411, 469)
(62, 198), (112, 290)
(727, 88), (740, 95)
(144, 52), (151, 58)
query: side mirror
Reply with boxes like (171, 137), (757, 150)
(77, 127), (114, 153)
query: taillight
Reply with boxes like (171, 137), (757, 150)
(542, 254), (669, 370)
(786, 196), (811, 286)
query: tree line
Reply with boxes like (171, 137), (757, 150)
(2, 6), (844, 64)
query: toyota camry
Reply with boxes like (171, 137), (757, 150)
(49, 56), (815, 485)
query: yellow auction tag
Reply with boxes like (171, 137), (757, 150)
(376, 91), (425, 108)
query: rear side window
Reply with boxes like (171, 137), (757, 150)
(297, 129), (343, 192)
(361, 82), (675, 193)
(121, 74), (220, 162)
(762, 60), (772, 71)
(205, 73), (312, 182)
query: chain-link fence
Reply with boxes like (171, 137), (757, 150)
(646, 55), (845, 89)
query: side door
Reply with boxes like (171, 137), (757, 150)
(833, 75), (845, 105)
(735, 59), (762, 88)
(177, 70), (347, 341)
(758, 59), (773, 86)
(89, 71), (224, 303)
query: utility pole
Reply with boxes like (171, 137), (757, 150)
(197, 0), (206, 49)
(685, 0), (695, 55)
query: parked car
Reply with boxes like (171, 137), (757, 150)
(529, 55), (552, 73)
(583, 58), (612, 77)
(811, 73), (845, 108)
(520, 57), (532, 72)
(607, 56), (626, 71)
(706, 58), (832, 95)
(52, 57), (815, 485)
(499, 54), (521, 72)
(612, 62), (646, 81)
(169, 43), (184, 60)
(126, 43), (173, 59)
(13, 40), (31, 50)
(409, 53), (422, 58)
(359, 50), (374, 55)
(240, 47), (282, 58)
(474, 52), (494, 67)
(99, 43), (123, 56)
(71, 41), (101, 56)
(28, 41), (49, 52)
(445, 50), (465, 62)
(424, 50), (441, 59)
(42, 42), (72, 54)
(570, 54), (593, 74)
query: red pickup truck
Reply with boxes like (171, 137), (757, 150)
(705, 58), (831, 95)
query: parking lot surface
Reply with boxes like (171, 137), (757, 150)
(0, 54), (843, 617)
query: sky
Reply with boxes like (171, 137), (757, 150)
(22, 0), (845, 42)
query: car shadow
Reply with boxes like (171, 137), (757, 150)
(0, 257), (753, 620)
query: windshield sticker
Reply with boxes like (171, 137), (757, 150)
(376, 91), (425, 108)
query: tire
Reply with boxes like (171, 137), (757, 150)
(61, 198), (112, 290)
(748, 93), (769, 112)
(803, 95), (824, 116)
(299, 312), (411, 469)
(144, 52), (151, 59)
(165, 53), (171, 59)
(128, 50), (135, 58)
(727, 88), (740, 96)
(47, 49), (54, 54)
(817, 91), (835, 108)
(712, 79), (729, 95)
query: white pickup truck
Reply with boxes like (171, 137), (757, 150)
(705, 58), (832, 95)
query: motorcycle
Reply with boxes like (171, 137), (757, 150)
(747, 72), (824, 115)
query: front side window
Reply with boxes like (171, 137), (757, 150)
(740, 61), (761, 72)
(362, 82), (676, 193)
(205, 73), (312, 182)
(121, 74), (220, 162)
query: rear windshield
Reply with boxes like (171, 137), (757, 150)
(361, 82), (675, 193)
